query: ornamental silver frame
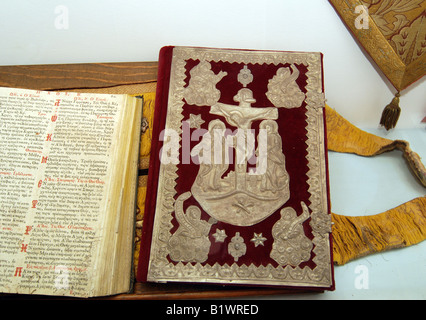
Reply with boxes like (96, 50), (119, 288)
(146, 46), (332, 288)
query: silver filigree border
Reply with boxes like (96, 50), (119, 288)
(147, 46), (332, 288)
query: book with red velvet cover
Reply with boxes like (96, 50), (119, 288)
(137, 46), (334, 290)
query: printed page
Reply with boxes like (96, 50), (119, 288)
(0, 87), (126, 297)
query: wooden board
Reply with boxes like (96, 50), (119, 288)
(0, 62), (158, 91)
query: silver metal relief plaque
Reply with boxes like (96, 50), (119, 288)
(145, 46), (333, 289)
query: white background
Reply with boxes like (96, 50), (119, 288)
(1, 0), (425, 299)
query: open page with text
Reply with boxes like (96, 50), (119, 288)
(0, 87), (130, 297)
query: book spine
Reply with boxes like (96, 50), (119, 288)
(137, 46), (175, 282)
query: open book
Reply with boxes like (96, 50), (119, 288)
(0, 87), (142, 298)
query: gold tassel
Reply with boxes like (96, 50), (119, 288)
(380, 92), (401, 130)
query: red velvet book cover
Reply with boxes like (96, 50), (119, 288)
(137, 46), (334, 290)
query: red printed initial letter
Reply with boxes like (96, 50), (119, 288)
(25, 225), (32, 235)
(14, 267), (23, 277)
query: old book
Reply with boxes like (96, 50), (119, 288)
(0, 87), (142, 298)
(137, 46), (335, 290)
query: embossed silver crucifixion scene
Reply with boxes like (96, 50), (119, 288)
(182, 62), (305, 227)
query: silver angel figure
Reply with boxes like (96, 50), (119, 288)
(270, 202), (313, 266)
(266, 64), (305, 109)
(183, 61), (227, 106)
(168, 192), (216, 263)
